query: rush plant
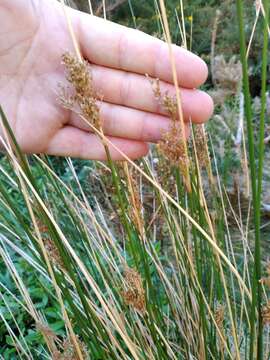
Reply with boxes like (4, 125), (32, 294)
(0, 1), (269, 359)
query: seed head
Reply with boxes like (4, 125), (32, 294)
(122, 267), (146, 314)
(214, 304), (225, 331)
(124, 165), (144, 235)
(44, 237), (65, 270)
(35, 219), (65, 269)
(150, 77), (191, 191)
(158, 124), (188, 170)
(260, 262), (270, 288)
(36, 322), (59, 356)
(262, 300), (270, 325)
(60, 337), (88, 360)
(151, 78), (178, 122)
(62, 53), (93, 98)
(60, 52), (101, 129)
(37, 323), (88, 360)
(214, 304), (226, 352)
(194, 125), (209, 167)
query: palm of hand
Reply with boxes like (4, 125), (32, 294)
(0, 0), (213, 160)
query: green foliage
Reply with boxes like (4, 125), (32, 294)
(0, 255), (64, 357)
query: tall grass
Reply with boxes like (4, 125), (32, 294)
(236, 0), (269, 358)
(0, 1), (269, 359)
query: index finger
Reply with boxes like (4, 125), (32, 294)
(72, 10), (208, 89)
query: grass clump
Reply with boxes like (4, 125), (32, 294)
(0, 1), (269, 359)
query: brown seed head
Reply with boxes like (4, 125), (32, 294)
(35, 219), (65, 269)
(194, 124), (209, 168)
(126, 166), (144, 234)
(157, 124), (187, 168)
(150, 76), (191, 191)
(260, 262), (270, 288)
(36, 322), (59, 356)
(214, 304), (225, 330)
(44, 237), (65, 270)
(122, 267), (146, 313)
(151, 78), (178, 122)
(61, 52), (101, 129)
(60, 336), (88, 360)
(37, 322), (87, 359)
(214, 304), (226, 352)
(162, 94), (178, 122)
(36, 322), (57, 340)
(262, 300), (270, 325)
(62, 53), (93, 98)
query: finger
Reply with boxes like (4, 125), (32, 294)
(69, 102), (191, 142)
(71, 10), (208, 89)
(90, 65), (214, 123)
(45, 126), (149, 160)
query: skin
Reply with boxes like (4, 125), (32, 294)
(0, 0), (213, 161)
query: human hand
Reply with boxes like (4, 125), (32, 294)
(0, 0), (213, 160)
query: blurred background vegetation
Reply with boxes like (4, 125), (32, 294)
(73, 0), (267, 95)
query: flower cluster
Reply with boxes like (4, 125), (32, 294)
(150, 77), (191, 191)
(37, 322), (88, 359)
(122, 267), (145, 313)
(60, 52), (101, 129)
